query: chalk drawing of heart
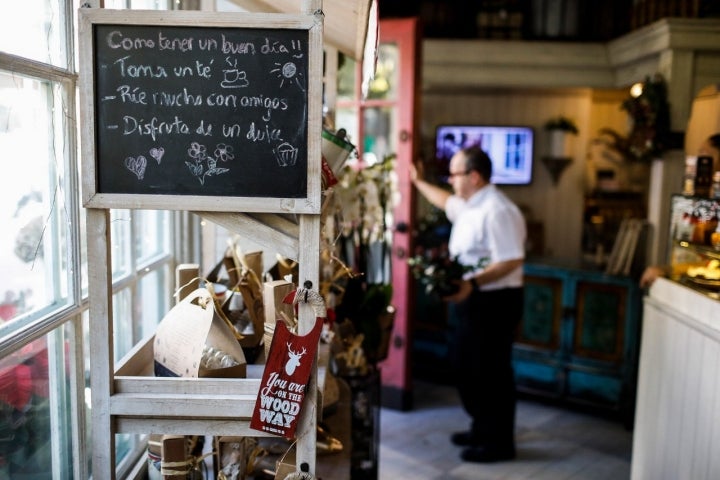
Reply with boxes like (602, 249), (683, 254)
(125, 156), (147, 180)
(149, 147), (165, 164)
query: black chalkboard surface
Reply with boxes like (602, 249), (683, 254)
(79, 10), (322, 213)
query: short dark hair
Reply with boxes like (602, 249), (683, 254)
(462, 146), (492, 181)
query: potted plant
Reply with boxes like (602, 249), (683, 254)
(598, 74), (671, 163)
(544, 116), (578, 158)
(544, 116), (579, 135)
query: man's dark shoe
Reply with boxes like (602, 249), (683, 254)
(461, 446), (516, 463)
(450, 431), (480, 447)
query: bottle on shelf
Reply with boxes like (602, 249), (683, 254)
(683, 156), (696, 196)
(712, 223), (720, 250)
(695, 156), (714, 198)
(711, 171), (720, 200)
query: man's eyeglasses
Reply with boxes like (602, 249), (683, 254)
(447, 170), (471, 178)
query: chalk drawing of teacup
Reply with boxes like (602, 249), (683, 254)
(149, 147), (165, 164)
(125, 156), (147, 180)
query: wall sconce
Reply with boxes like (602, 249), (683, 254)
(541, 156), (572, 185)
(542, 116), (578, 185)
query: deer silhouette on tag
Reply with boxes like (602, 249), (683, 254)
(250, 317), (323, 438)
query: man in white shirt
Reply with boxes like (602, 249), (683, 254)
(411, 146), (526, 463)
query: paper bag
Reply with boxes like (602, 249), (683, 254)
(153, 287), (246, 378)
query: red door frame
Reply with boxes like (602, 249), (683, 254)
(335, 17), (420, 410)
(376, 18), (420, 410)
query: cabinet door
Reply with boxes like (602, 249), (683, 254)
(518, 275), (563, 350)
(513, 274), (564, 395)
(566, 279), (631, 408)
(572, 280), (627, 364)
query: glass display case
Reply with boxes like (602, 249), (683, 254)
(668, 194), (720, 299)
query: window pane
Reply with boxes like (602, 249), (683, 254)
(104, 0), (173, 9)
(337, 53), (357, 101)
(0, 0), (67, 67)
(138, 267), (170, 339)
(0, 71), (71, 327)
(135, 210), (170, 263)
(112, 288), (134, 364)
(82, 310), (92, 475)
(110, 210), (133, 281)
(363, 107), (397, 166)
(0, 327), (75, 477)
(366, 43), (399, 100)
(131, 0), (172, 9)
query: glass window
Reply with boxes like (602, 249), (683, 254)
(1, 0), (188, 478)
(111, 210), (134, 281)
(0, 327), (76, 478)
(138, 267), (171, 339)
(0, 0), (67, 66)
(363, 107), (397, 166)
(366, 43), (399, 101)
(337, 53), (358, 101)
(135, 209), (171, 264)
(0, 72), (73, 330)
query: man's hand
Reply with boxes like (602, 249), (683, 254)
(410, 159), (424, 183)
(443, 279), (473, 303)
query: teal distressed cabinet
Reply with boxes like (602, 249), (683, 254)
(514, 262), (643, 423)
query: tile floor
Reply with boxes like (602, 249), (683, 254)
(378, 380), (633, 480)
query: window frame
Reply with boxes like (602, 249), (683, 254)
(0, 1), (196, 478)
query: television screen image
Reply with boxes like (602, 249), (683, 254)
(435, 125), (535, 185)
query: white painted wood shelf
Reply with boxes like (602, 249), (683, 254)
(87, 209), (322, 479)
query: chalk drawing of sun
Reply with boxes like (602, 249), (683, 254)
(271, 61), (304, 89)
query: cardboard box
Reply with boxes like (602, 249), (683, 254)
(263, 279), (296, 326)
(175, 263), (200, 305)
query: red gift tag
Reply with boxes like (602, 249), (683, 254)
(321, 155), (338, 188)
(250, 317), (323, 438)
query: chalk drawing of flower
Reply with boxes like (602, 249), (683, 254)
(186, 142), (231, 186)
(214, 143), (235, 162)
(188, 142), (207, 160)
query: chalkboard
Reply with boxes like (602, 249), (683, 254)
(79, 10), (323, 213)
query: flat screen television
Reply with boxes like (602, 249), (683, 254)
(434, 125), (535, 185)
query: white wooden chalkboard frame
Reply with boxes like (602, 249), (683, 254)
(78, 8), (323, 214)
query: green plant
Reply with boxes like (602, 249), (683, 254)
(544, 116), (579, 135)
(597, 74), (671, 162)
(408, 252), (489, 298)
(334, 277), (393, 365)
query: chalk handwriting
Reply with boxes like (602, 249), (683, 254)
(115, 56), (168, 79)
(123, 115), (191, 141)
(96, 24), (309, 197)
(246, 122), (282, 143)
(221, 34), (256, 55)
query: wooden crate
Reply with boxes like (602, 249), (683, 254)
(112, 334), (269, 437)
